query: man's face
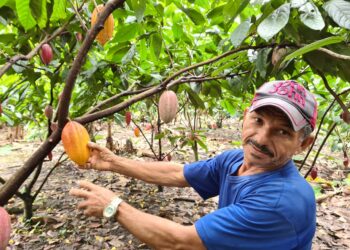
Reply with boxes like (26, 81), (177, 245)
(242, 106), (307, 169)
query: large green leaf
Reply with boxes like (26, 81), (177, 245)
(291, 0), (307, 8)
(30, 0), (47, 28)
(282, 36), (345, 64)
(230, 17), (251, 47)
(299, 2), (325, 30)
(185, 87), (205, 109)
(16, 0), (36, 30)
(323, 0), (350, 29)
(130, 0), (146, 22)
(223, 0), (250, 20)
(150, 33), (162, 59)
(257, 3), (290, 41)
(180, 8), (205, 25)
(50, 0), (67, 22)
(0, 0), (9, 8)
(114, 23), (139, 42)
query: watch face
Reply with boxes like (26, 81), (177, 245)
(103, 205), (116, 218)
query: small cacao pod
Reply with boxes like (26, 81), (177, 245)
(44, 105), (53, 120)
(344, 157), (349, 168)
(340, 111), (350, 124)
(134, 127), (140, 137)
(0, 207), (11, 250)
(125, 111), (131, 126)
(271, 47), (287, 66)
(40, 43), (53, 65)
(48, 151), (53, 161)
(61, 121), (90, 166)
(166, 154), (172, 161)
(310, 167), (317, 180)
(91, 4), (115, 46)
(159, 90), (178, 123)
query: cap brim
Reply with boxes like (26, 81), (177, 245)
(249, 98), (308, 131)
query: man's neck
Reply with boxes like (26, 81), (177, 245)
(237, 160), (289, 176)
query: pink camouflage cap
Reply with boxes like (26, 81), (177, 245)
(249, 80), (318, 131)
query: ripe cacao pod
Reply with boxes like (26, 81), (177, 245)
(134, 127), (140, 137)
(0, 207), (11, 250)
(61, 121), (90, 166)
(159, 90), (178, 123)
(125, 111), (132, 126)
(91, 4), (114, 46)
(40, 43), (53, 65)
(340, 111), (350, 124)
(44, 105), (53, 120)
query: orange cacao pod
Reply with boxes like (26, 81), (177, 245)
(61, 121), (90, 165)
(134, 127), (140, 137)
(125, 111), (132, 126)
(159, 90), (178, 123)
(40, 43), (53, 65)
(0, 207), (11, 250)
(91, 4), (114, 46)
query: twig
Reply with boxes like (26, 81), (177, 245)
(70, 0), (88, 32)
(316, 190), (343, 203)
(132, 119), (158, 159)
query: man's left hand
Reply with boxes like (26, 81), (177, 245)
(69, 180), (117, 217)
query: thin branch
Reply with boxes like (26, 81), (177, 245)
(27, 162), (43, 192)
(317, 47), (350, 60)
(70, 0), (88, 32)
(132, 120), (157, 159)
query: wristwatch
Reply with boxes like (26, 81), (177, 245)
(103, 197), (123, 222)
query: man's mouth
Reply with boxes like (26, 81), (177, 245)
(246, 139), (274, 158)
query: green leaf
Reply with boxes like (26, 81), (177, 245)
(180, 8), (205, 25)
(207, 5), (225, 19)
(50, 0), (67, 22)
(30, 0), (47, 28)
(291, 0), (307, 8)
(150, 33), (162, 59)
(282, 36), (345, 64)
(299, 2), (325, 30)
(223, 0), (250, 20)
(323, 0), (350, 29)
(0, 0), (9, 8)
(122, 44), (136, 65)
(131, 0), (146, 22)
(256, 48), (272, 78)
(0, 33), (16, 43)
(257, 3), (290, 41)
(230, 17), (251, 47)
(196, 137), (208, 151)
(186, 87), (205, 109)
(114, 23), (139, 43)
(16, 0), (36, 30)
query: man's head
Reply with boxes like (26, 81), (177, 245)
(241, 80), (317, 170)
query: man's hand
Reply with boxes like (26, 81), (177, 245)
(82, 142), (116, 171)
(69, 180), (117, 217)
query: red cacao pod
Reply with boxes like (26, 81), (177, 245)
(344, 157), (349, 168)
(166, 154), (172, 161)
(340, 111), (350, 124)
(61, 121), (90, 166)
(310, 167), (317, 180)
(0, 207), (11, 250)
(40, 43), (53, 65)
(134, 127), (140, 137)
(44, 105), (53, 119)
(125, 111), (132, 126)
(159, 90), (178, 123)
(91, 4), (115, 46)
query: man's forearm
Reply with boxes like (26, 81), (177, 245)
(109, 156), (189, 187)
(116, 201), (205, 250)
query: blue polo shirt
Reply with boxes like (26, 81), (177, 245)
(184, 149), (316, 250)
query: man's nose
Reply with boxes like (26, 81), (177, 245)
(254, 127), (271, 146)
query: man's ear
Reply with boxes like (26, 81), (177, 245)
(299, 135), (315, 152)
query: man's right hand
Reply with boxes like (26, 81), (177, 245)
(81, 142), (117, 171)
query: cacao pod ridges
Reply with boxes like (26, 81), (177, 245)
(159, 90), (178, 123)
(0, 207), (11, 250)
(125, 111), (132, 126)
(91, 4), (115, 46)
(61, 121), (90, 166)
(40, 43), (53, 65)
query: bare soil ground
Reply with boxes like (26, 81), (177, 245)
(0, 119), (349, 250)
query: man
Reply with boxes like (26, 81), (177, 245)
(70, 80), (317, 250)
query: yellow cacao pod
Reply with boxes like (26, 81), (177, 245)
(91, 4), (115, 46)
(61, 121), (90, 165)
(159, 90), (178, 123)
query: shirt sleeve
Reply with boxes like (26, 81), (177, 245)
(194, 200), (298, 250)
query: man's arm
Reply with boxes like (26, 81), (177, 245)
(84, 142), (189, 187)
(70, 181), (206, 250)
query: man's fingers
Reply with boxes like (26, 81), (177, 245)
(69, 188), (90, 198)
(77, 180), (98, 190)
(87, 142), (104, 151)
(77, 200), (90, 210)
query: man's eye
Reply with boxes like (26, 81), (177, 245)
(278, 129), (289, 136)
(254, 117), (262, 123)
